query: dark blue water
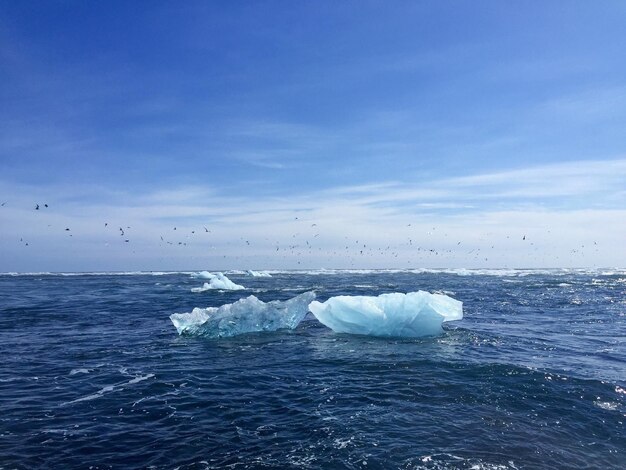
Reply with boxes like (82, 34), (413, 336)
(0, 270), (624, 469)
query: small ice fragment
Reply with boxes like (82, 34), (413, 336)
(190, 272), (244, 291)
(191, 271), (213, 279)
(246, 270), (272, 277)
(308, 291), (462, 337)
(170, 291), (316, 338)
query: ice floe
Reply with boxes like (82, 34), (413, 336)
(308, 291), (462, 337)
(170, 291), (316, 338)
(190, 272), (245, 291)
(247, 270), (272, 277)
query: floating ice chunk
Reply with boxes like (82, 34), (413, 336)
(170, 291), (316, 338)
(191, 271), (217, 279)
(190, 272), (245, 291)
(247, 270), (272, 277)
(308, 291), (462, 337)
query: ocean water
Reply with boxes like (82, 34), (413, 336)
(0, 269), (624, 469)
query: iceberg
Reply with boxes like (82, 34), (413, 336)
(308, 291), (462, 338)
(190, 272), (245, 291)
(170, 291), (316, 338)
(247, 270), (272, 277)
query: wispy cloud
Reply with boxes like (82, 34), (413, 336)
(1, 159), (624, 271)
(539, 85), (626, 122)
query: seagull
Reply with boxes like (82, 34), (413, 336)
(204, 226), (210, 232)
(44, 204), (48, 208)
(1, 201), (6, 206)
(65, 228), (70, 231)
(35, 204), (40, 210)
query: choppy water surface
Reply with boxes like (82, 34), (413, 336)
(0, 269), (624, 469)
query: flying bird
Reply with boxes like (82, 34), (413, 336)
(35, 204), (39, 210)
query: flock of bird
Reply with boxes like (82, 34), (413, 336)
(1, 201), (599, 266)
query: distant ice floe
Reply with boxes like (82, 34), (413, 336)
(247, 270), (272, 277)
(308, 291), (463, 338)
(240, 268), (626, 277)
(190, 272), (245, 291)
(3, 268), (625, 277)
(170, 291), (316, 338)
(191, 271), (218, 279)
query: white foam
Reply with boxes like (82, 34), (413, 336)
(61, 373), (154, 406)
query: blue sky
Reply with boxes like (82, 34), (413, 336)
(1, 1), (625, 271)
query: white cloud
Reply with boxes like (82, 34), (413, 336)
(1, 158), (624, 271)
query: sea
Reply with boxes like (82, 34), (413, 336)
(0, 269), (624, 469)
